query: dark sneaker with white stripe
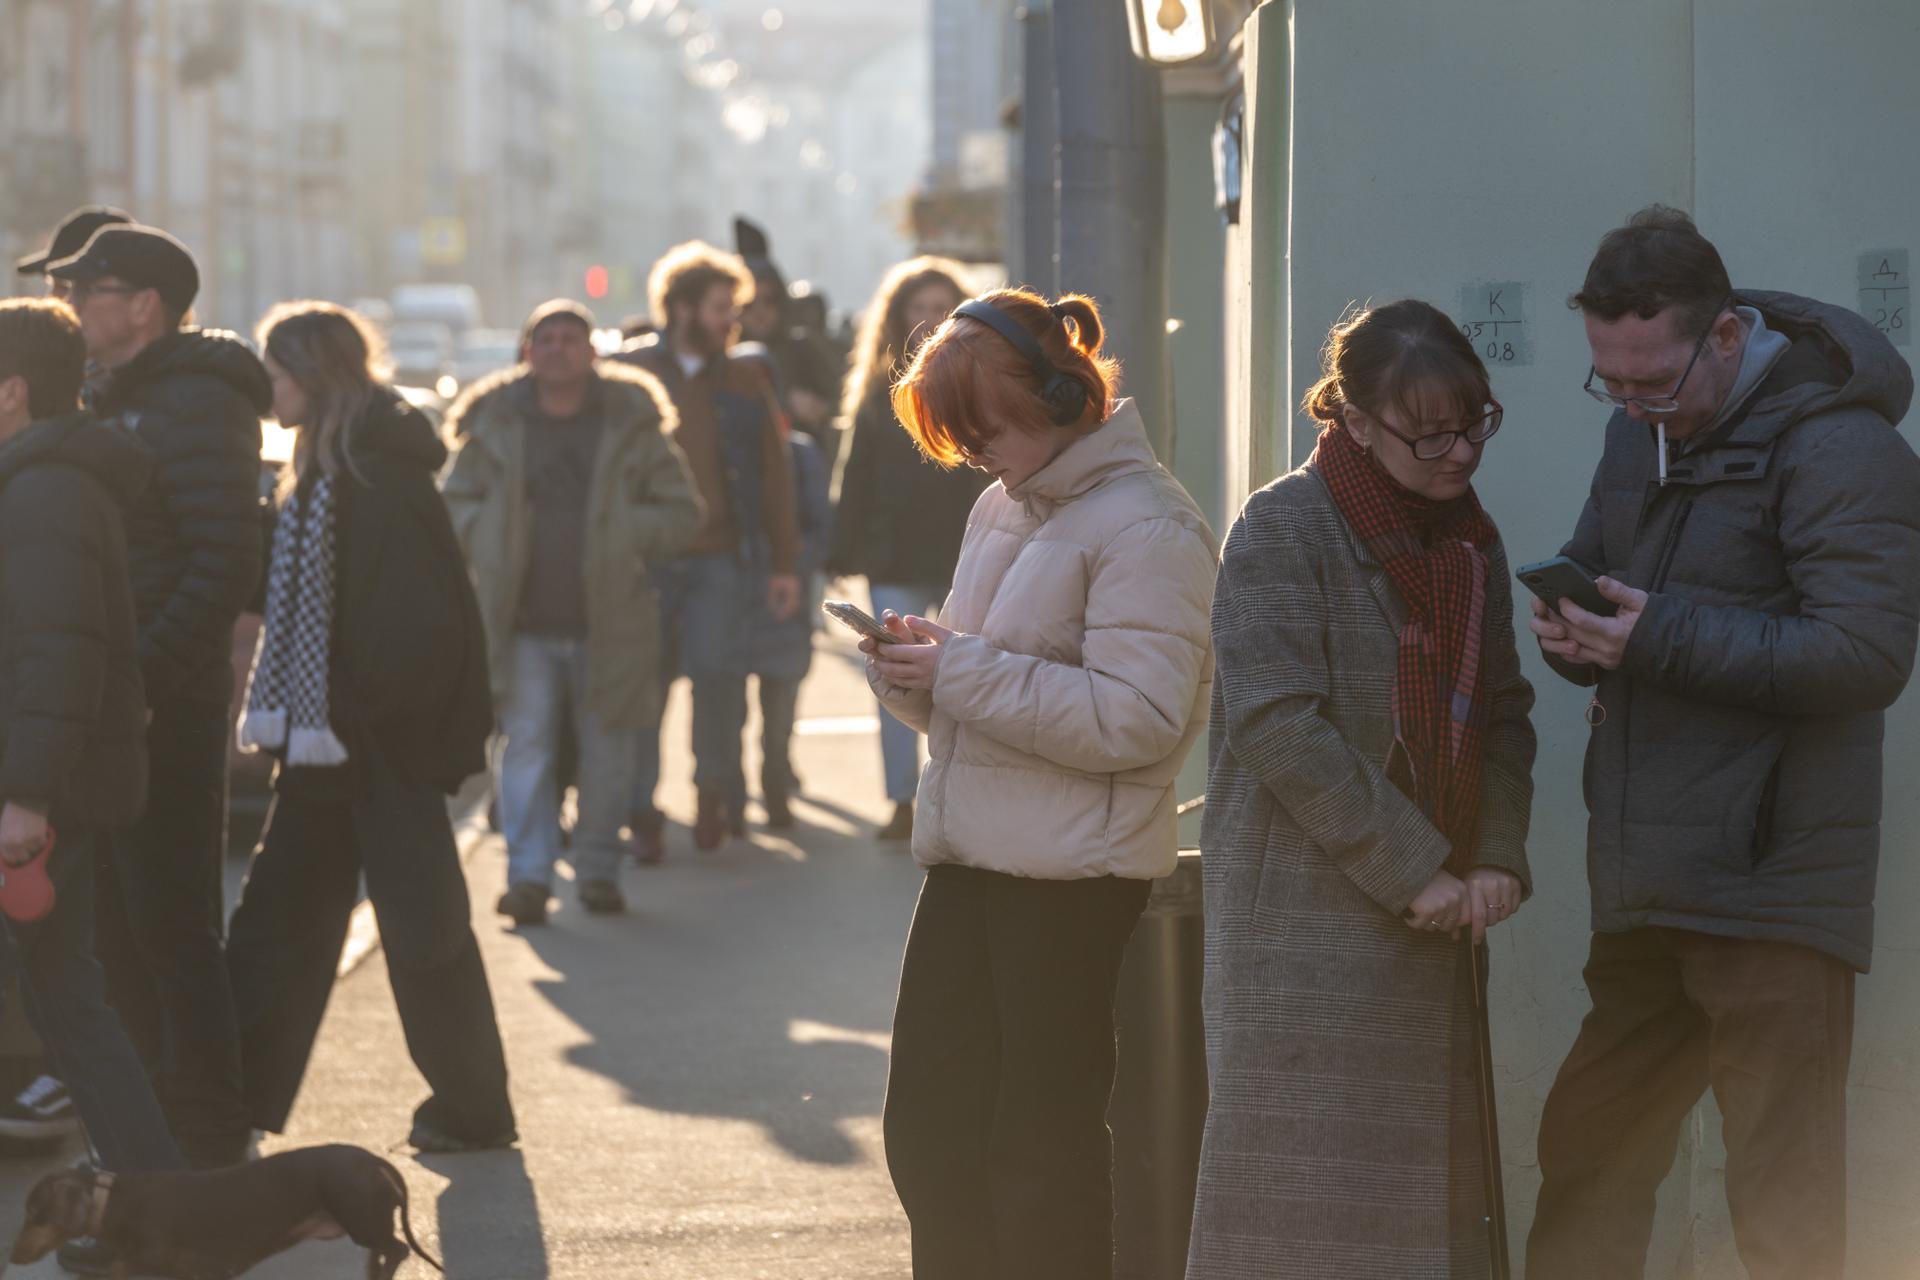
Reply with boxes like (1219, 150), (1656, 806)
(0, 1074), (80, 1142)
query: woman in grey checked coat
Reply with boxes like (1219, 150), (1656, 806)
(1188, 301), (1537, 1279)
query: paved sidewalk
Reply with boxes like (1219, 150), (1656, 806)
(0, 632), (922, 1278)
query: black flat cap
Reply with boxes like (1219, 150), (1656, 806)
(14, 206), (133, 276)
(48, 224), (200, 315)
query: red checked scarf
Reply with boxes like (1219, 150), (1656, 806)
(1314, 425), (1498, 874)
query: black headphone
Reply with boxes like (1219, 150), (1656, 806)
(952, 298), (1089, 427)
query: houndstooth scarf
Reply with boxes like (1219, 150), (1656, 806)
(238, 476), (349, 767)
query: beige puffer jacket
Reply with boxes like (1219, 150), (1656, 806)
(870, 400), (1218, 880)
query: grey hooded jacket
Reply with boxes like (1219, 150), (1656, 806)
(1552, 290), (1920, 970)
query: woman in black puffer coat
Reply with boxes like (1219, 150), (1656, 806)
(826, 257), (987, 842)
(225, 301), (514, 1154)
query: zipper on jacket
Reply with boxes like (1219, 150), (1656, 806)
(1751, 756), (1783, 867)
(1649, 497), (1695, 592)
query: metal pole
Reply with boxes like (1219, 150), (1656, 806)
(1012, 2), (1058, 292)
(1469, 940), (1512, 1280)
(1048, 0), (1173, 460)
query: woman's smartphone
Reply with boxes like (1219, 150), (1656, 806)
(1515, 555), (1618, 619)
(822, 599), (897, 643)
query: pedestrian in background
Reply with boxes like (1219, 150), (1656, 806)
(621, 244), (801, 850)
(0, 297), (184, 1182)
(826, 256), (985, 842)
(13, 205), (132, 302)
(444, 300), (702, 921)
(51, 224), (263, 1171)
(1187, 300), (1536, 1279)
(870, 289), (1216, 1279)
(226, 301), (514, 1154)
(735, 217), (843, 448)
(0, 203), (134, 1152)
(750, 421), (834, 829)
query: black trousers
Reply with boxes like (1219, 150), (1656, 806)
(94, 696), (250, 1165)
(225, 748), (514, 1141)
(884, 864), (1152, 1280)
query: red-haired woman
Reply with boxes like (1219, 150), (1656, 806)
(866, 289), (1218, 1278)
(826, 256), (986, 841)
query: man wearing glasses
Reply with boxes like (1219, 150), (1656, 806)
(13, 206), (133, 301)
(44, 227), (265, 1195)
(1526, 205), (1920, 1278)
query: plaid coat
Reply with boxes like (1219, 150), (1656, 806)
(1188, 461), (1536, 1279)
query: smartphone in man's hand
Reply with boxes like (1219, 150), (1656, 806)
(1516, 555), (1618, 619)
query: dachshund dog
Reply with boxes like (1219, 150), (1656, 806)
(9, 1144), (441, 1279)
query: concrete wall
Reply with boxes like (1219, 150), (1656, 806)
(1232, 2), (1920, 1273)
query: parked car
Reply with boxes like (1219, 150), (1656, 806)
(390, 282), (482, 337)
(388, 321), (455, 396)
(452, 329), (520, 391)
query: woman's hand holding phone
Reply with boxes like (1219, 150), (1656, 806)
(865, 612), (953, 690)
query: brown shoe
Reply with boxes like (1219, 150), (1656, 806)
(496, 881), (549, 926)
(878, 802), (914, 843)
(694, 791), (727, 851)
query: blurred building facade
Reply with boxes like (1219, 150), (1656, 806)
(3, 0), (932, 335)
(914, 0), (1017, 265)
(558, 8), (728, 326)
(687, 0), (928, 321)
(0, 0), (356, 327)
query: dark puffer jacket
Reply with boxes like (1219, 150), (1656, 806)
(1553, 290), (1920, 970)
(93, 329), (269, 705)
(826, 389), (988, 588)
(0, 413), (153, 828)
(291, 392), (492, 794)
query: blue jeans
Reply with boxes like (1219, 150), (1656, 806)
(678, 554), (768, 811)
(6, 824), (184, 1173)
(498, 635), (638, 888)
(869, 582), (946, 803)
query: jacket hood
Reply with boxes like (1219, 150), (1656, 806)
(0, 412), (152, 504)
(1723, 290), (1914, 443)
(1007, 399), (1160, 508)
(443, 361), (671, 443)
(99, 328), (273, 416)
(349, 390), (447, 474)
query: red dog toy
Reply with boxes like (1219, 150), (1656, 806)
(0, 831), (56, 925)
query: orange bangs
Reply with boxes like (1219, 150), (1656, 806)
(890, 288), (1119, 468)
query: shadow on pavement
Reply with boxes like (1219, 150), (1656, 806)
(417, 1148), (549, 1279)
(517, 832), (916, 1169)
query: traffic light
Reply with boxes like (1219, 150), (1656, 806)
(585, 265), (609, 300)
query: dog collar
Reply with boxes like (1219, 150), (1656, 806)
(87, 1171), (115, 1239)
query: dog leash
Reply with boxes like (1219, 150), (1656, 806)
(87, 1171), (115, 1239)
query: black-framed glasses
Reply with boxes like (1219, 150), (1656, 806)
(1364, 401), (1504, 461)
(1582, 297), (1731, 415)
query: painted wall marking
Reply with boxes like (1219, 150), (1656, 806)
(1858, 249), (1910, 348)
(1456, 281), (1532, 368)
